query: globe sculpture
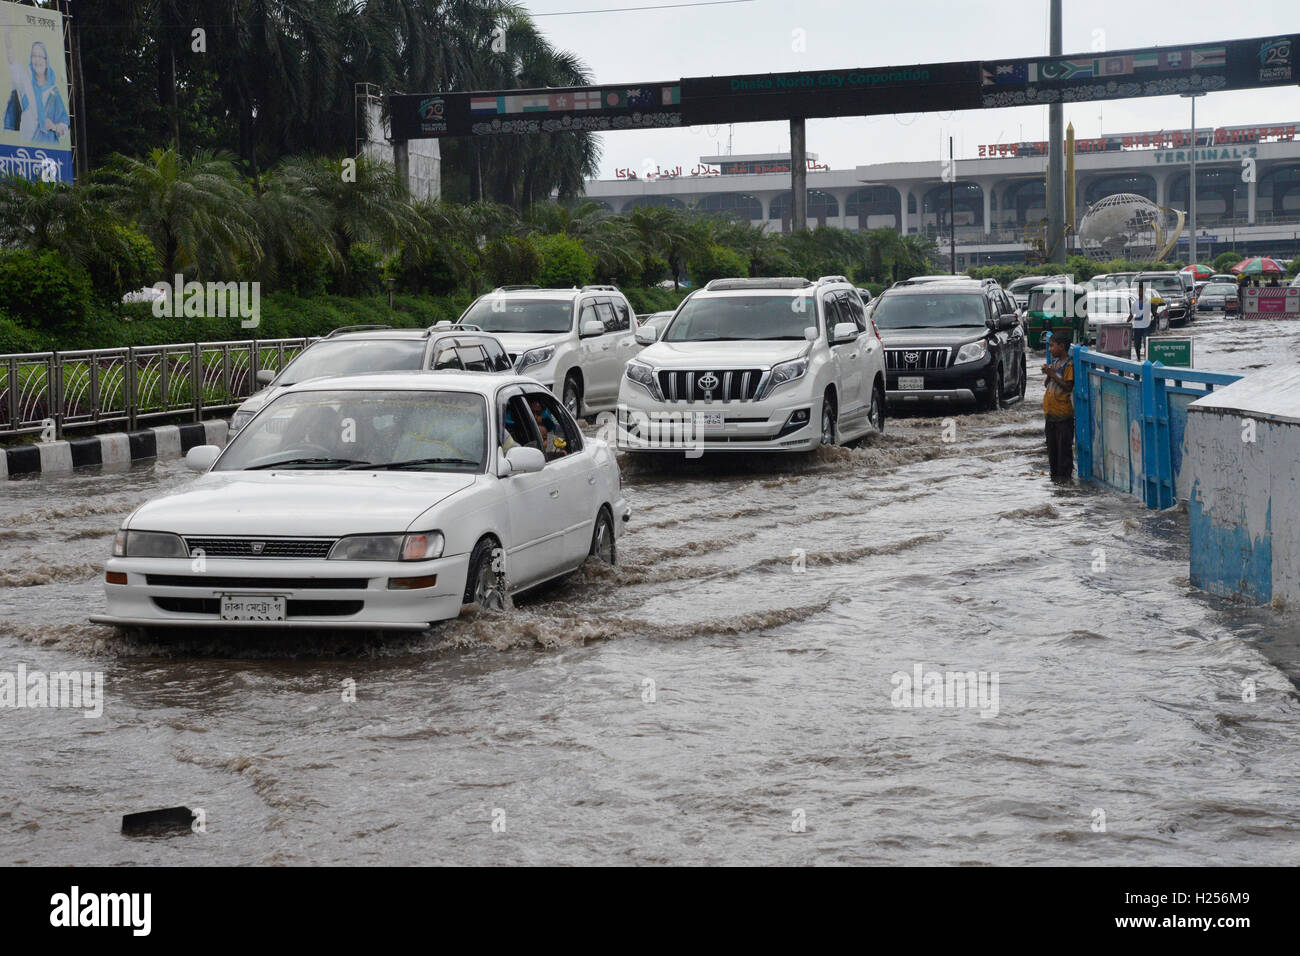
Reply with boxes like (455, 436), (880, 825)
(1076, 193), (1185, 262)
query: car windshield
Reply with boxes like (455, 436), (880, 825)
(1146, 278), (1183, 294)
(663, 295), (818, 341)
(1203, 283), (1237, 294)
(217, 389), (487, 472)
(1009, 277), (1046, 294)
(870, 292), (987, 330)
(277, 340), (426, 385)
(462, 297), (573, 333)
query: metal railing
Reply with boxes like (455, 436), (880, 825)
(1, 337), (317, 440)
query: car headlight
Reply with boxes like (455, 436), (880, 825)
(114, 530), (187, 558)
(516, 346), (554, 373)
(761, 357), (808, 398)
(954, 340), (988, 365)
(229, 409), (255, 433)
(328, 532), (444, 561)
(624, 360), (658, 394)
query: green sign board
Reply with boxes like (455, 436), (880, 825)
(1147, 337), (1194, 368)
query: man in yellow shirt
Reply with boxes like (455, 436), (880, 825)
(1041, 333), (1074, 481)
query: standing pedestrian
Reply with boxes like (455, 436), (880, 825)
(1041, 333), (1074, 482)
(1131, 290), (1152, 360)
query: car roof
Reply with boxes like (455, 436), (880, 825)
(281, 370), (534, 397)
(881, 283), (990, 296)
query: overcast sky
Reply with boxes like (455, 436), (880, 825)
(518, 0), (1298, 179)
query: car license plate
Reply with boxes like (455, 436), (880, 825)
(898, 376), (924, 390)
(694, 412), (724, 429)
(220, 595), (286, 621)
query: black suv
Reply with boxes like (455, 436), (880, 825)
(873, 280), (1027, 411)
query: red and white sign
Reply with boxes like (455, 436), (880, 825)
(1241, 287), (1300, 319)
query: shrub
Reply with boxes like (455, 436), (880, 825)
(532, 233), (594, 288)
(482, 236), (540, 288)
(1213, 251), (1245, 273)
(0, 249), (95, 333)
(687, 243), (749, 286)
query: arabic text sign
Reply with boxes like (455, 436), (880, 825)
(0, 0), (72, 182)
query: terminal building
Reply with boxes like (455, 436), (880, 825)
(581, 122), (1300, 267)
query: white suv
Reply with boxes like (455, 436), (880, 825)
(617, 276), (887, 454)
(457, 285), (641, 419)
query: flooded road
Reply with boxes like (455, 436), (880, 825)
(3, 313), (1299, 865)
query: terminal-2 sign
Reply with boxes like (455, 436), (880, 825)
(390, 33), (1299, 139)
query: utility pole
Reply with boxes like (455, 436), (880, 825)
(1046, 0), (1065, 263)
(1182, 92), (1205, 267)
(949, 136), (956, 273)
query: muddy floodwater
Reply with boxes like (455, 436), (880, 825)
(2, 314), (1298, 865)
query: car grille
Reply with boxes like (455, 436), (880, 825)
(152, 597), (364, 617)
(656, 369), (764, 402)
(146, 575), (367, 589)
(886, 348), (950, 371)
(182, 536), (337, 559)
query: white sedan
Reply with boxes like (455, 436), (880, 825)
(92, 372), (629, 633)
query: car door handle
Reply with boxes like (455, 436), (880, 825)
(849, 352), (858, 359)
(549, 489), (560, 498)
(587, 475), (597, 484)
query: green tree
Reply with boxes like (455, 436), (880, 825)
(531, 233), (594, 288)
(1214, 251), (1245, 272)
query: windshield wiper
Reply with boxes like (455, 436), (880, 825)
(346, 457), (478, 470)
(247, 457), (370, 470)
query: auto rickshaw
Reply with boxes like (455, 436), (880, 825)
(1025, 281), (1088, 351)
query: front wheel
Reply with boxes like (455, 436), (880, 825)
(589, 508), (616, 565)
(980, 368), (1004, 411)
(867, 378), (886, 434)
(1017, 356), (1027, 401)
(819, 393), (838, 447)
(462, 537), (507, 611)
(562, 375), (583, 419)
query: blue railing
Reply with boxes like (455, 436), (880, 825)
(1072, 346), (1242, 508)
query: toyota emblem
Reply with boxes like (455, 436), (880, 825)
(697, 373), (719, 390)
(904, 351), (920, 364)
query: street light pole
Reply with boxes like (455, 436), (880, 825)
(1182, 92), (1205, 267)
(1046, 0), (1065, 263)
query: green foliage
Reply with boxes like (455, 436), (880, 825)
(0, 313), (48, 353)
(482, 236), (541, 287)
(1213, 251), (1245, 272)
(531, 233), (595, 288)
(1289, 258), (1300, 277)
(87, 223), (160, 300)
(622, 286), (689, 315)
(342, 242), (386, 297)
(687, 243), (749, 286)
(0, 249), (95, 332)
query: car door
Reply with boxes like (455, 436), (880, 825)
(611, 295), (642, 365)
(497, 390), (566, 589)
(575, 298), (607, 407)
(522, 387), (595, 568)
(824, 292), (866, 427)
(586, 297), (624, 407)
(845, 290), (880, 409)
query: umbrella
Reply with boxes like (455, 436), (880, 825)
(1180, 263), (1213, 280)
(1230, 257), (1287, 275)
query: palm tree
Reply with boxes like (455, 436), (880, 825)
(525, 201), (638, 279)
(101, 147), (260, 278)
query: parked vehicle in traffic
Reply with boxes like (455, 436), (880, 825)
(618, 276), (886, 454)
(873, 280), (1026, 410)
(636, 311), (675, 338)
(457, 285), (641, 419)
(228, 325), (513, 434)
(1008, 274), (1067, 310)
(1133, 272), (1193, 326)
(1025, 281), (1087, 350)
(93, 372), (628, 633)
(1084, 288), (1139, 335)
(1196, 281), (1240, 314)
(893, 274), (972, 287)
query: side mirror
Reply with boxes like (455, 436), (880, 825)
(635, 325), (659, 345)
(803, 326), (819, 343)
(580, 320), (605, 338)
(831, 322), (859, 344)
(999, 313), (1019, 330)
(255, 368), (276, 386)
(185, 445), (221, 472)
(503, 445), (545, 475)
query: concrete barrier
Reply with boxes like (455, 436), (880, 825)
(1, 419), (227, 480)
(1186, 365), (1300, 606)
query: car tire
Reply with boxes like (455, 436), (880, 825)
(462, 536), (507, 611)
(562, 375), (583, 419)
(1017, 356), (1027, 401)
(980, 368), (1003, 411)
(589, 508), (616, 565)
(867, 378), (886, 435)
(819, 391), (838, 447)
